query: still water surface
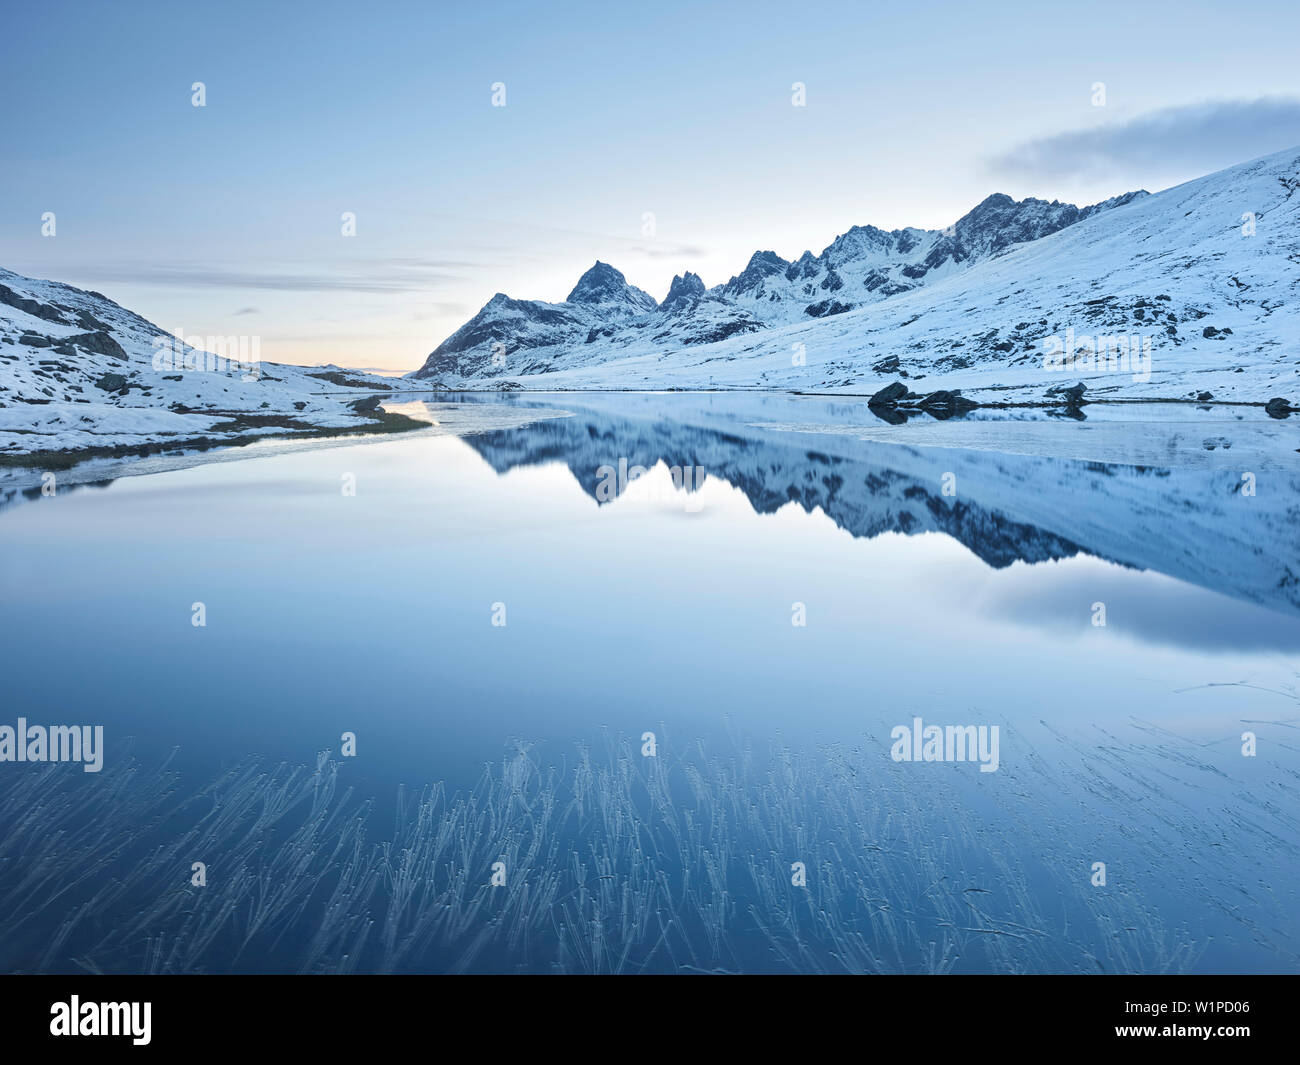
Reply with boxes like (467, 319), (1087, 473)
(1, 394), (1296, 973)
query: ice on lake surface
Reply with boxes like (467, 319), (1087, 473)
(0, 393), (1297, 973)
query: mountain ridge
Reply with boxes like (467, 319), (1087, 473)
(408, 147), (1300, 407)
(410, 185), (1151, 382)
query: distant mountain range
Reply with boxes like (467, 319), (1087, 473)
(412, 189), (1147, 380)
(3, 147), (1296, 460)
(409, 147), (1300, 406)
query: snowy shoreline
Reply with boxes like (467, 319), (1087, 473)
(2, 380), (1292, 474)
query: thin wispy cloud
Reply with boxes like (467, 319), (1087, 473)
(73, 259), (475, 293)
(989, 97), (1300, 184)
(410, 303), (471, 321)
(632, 242), (708, 260)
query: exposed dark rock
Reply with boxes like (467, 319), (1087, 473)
(681, 318), (760, 345)
(1046, 382), (1088, 406)
(804, 299), (852, 318)
(869, 381), (909, 407)
(917, 389), (978, 416)
(66, 330), (128, 361)
(76, 310), (110, 331)
(0, 284), (68, 325)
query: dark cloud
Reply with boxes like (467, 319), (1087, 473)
(232, 306), (260, 316)
(989, 98), (1300, 184)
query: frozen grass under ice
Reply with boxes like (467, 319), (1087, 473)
(0, 725), (1295, 975)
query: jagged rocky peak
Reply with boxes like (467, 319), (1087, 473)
(723, 250), (791, 295)
(950, 192), (1096, 257)
(821, 224), (900, 264)
(566, 261), (657, 312)
(744, 250), (789, 275)
(785, 251), (820, 281)
(969, 192), (1017, 212)
(660, 271), (707, 314)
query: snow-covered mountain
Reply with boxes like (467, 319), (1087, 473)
(416, 262), (661, 380)
(0, 269), (413, 459)
(409, 148), (1300, 408)
(411, 193), (1143, 382)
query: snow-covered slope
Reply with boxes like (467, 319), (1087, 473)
(409, 149), (1300, 407)
(0, 269), (411, 459)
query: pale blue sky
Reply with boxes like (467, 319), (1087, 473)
(3, 0), (1298, 372)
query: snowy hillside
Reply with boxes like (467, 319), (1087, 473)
(409, 148), (1300, 409)
(0, 269), (414, 459)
